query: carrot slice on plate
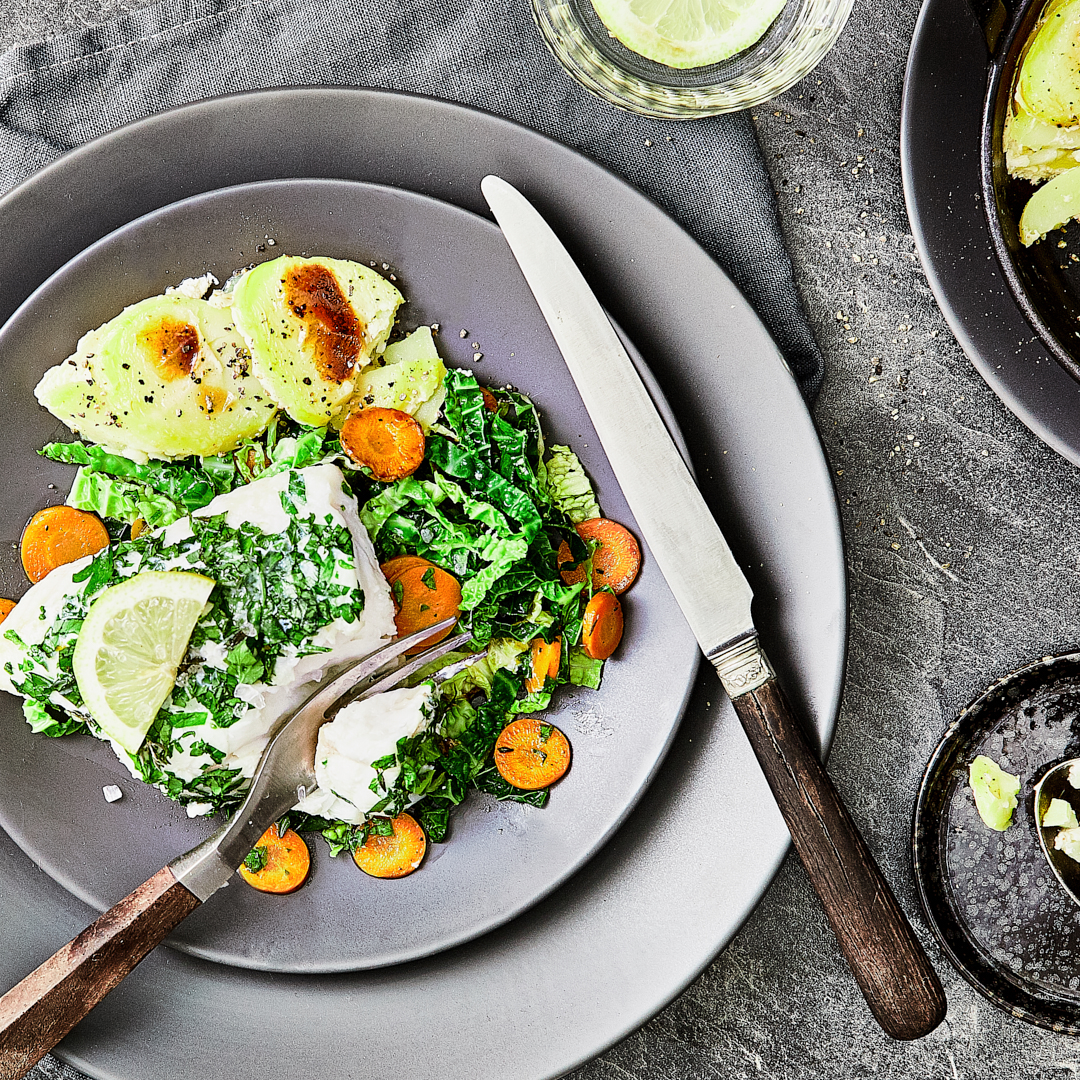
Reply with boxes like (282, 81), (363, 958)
(0, 599), (15, 625)
(574, 518), (640, 594)
(391, 562), (462, 653)
(21, 506), (110, 583)
(379, 555), (433, 586)
(581, 591), (623, 660)
(353, 813), (427, 878)
(340, 406), (425, 482)
(525, 636), (561, 694)
(557, 538), (588, 588)
(238, 826), (311, 894)
(494, 717), (571, 790)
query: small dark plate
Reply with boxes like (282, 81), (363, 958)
(913, 653), (1080, 1031)
(980, 0), (1080, 384)
(0, 87), (846, 1080)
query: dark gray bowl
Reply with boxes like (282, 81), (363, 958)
(981, 0), (1080, 384)
(0, 87), (845, 1080)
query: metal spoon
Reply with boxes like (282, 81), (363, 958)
(1033, 760), (1080, 906)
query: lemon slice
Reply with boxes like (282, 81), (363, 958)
(73, 570), (215, 755)
(590, 0), (787, 68)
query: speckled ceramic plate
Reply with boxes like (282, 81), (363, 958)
(0, 88), (845, 1080)
(913, 653), (1080, 1031)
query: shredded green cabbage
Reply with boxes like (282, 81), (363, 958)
(29, 362), (610, 852)
(545, 445), (600, 524)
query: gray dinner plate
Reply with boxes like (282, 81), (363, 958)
(0, 177), (700, 973)
(0, 88), (845, 1079)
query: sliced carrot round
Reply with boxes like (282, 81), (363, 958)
(581, 591), (623, 660)
(353, 813), (427, 878)
(574, 518), (640, 594)
(129, 518), (147, 540)
(21, 506), (110, 584)
(238, 826), (311, 894)
(525, 636), (561, 694)
(341, 406), (425, 482)
(392, 562), (462, 654)
(380, 555), (433, 586)
(557, 538), (587, 588)
(494, 717), (572, 790)
(0, 599), (16, 625)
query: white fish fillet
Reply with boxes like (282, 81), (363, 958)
(0, 463), (397, 817)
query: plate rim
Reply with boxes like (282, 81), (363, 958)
(0, 85), (846, 1080)
(977, 0), (1080, 388)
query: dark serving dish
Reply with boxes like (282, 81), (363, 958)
(982, 0), (1080, 383)
(903, 0), (1080, 467)
(913, 653), (1080, 1032)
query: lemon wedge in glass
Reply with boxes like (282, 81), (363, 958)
(590, 0), (787, 68)
(73, 570), (215, 755)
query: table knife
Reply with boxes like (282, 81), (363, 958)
(482, 174), (947, 1041)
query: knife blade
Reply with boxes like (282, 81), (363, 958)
(482, 174), (946, 1041)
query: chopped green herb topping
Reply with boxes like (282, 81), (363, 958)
(20, 368), (608, 855)
(243, 845), (270, 873)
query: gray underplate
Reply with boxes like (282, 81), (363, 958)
(0, 177), (700, 973)
(0, 88), (846, 1079)
(913, 653), (1080, 1032)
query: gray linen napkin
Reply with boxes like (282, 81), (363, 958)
(1, 2), (821, 1076)
(0, 0), (822, 395)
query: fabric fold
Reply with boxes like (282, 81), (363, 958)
(0, 0), (823, 394)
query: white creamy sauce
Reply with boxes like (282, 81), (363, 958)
(160, 463), (397, 797)
(0, 564), (78, 683)
(0, 463), (402, 817)
(164, 273), (219, 300)
(299, 684), (433, 824)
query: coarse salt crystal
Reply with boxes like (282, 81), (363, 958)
(103, 785), (123, 803)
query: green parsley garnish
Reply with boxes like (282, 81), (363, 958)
(243, 845), (270, 873)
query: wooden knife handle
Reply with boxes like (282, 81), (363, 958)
(0, 865), (201, 1079)
(716, 640), (946, 1040)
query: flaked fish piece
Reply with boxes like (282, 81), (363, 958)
(0, 462), (396, 816)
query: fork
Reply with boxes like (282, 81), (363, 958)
(0, 617), (473, 1080)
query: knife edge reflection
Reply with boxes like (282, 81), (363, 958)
(481, 174), (756, 659)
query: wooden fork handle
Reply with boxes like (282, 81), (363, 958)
(0, 865), (201, 1080)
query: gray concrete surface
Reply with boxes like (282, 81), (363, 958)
(7, 0), (1080, 1076)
